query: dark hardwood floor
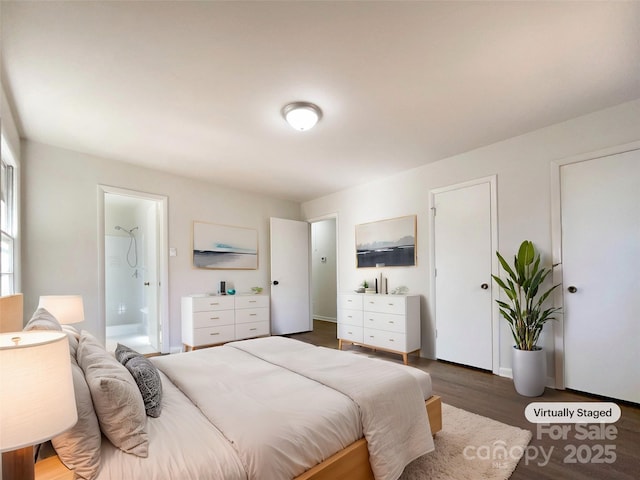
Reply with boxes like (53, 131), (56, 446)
(289, 320), (640, 480)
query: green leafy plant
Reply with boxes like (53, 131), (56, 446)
(492, 240), (561, 351)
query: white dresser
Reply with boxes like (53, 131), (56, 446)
(337, 293), (420, 364)
(181, 294), (270, 351)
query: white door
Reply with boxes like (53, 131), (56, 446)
(270, 217), (312, 335)
(433, 180), (494, 370)
(561, 150), (640, 403)
(143, 202), (160, 351)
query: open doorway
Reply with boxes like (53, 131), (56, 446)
(99, 186), (169, 354)
(310, 216), (338, 346)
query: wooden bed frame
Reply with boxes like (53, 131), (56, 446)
(297, 394), (442, 480)
(0, 293), (443, 480)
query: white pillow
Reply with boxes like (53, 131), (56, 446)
(77, 330), (148, 457)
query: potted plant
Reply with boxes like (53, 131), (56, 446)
(492, 240), (561, 396)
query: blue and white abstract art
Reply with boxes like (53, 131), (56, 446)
(193, 221), (258, 269)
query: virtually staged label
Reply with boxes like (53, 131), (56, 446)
(525, 402), (621, 423)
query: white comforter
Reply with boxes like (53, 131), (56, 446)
(153, 342), (362, 479)
(228, 337), (435, 480)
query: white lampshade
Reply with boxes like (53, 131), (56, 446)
(0, 331), (77, 451)
(38, 295), (85, 325)
(282, 102), (322, 131)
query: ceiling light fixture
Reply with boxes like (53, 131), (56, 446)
(282, 102), (322, 131)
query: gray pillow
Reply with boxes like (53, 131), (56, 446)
(24, 312), (101, 478)
(115, 344), (163, 418)
(24, 307), (62, 331)
(52, 362), (102, 480)
(78, 331), (148, 457)
(62, 325), (80, 360)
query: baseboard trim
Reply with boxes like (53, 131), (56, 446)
(313, 316), (336, 323)
(498, 368), (555, 388)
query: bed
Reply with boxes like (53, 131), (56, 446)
(1, 296), (442, 480)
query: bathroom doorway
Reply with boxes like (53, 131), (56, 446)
(100, 186), (168, 354)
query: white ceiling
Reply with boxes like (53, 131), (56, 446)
(2, 1), (639, 202)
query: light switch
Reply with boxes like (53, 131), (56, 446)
(169, 247), (177, 257)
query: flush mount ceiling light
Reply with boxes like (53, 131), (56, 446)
(282, 102), (322, 131)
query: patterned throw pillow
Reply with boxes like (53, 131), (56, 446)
(115, 343), (163, 418)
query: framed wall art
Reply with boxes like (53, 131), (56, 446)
(193, 221), (258, 270)
(355, 215), (416, 268)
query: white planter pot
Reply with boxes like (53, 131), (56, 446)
(511, 346), (546, 397)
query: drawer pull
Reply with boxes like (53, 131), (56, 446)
(210, 332), (220, 336)
(347, 331), (353, 335)
(249, 313), (257, 316)
(210, 317), (220, 320)
(249, 300), (257, 303)
(369, 318), (374, 322)
(347, 315), (353, 318)
(249, 328), (257, 331)
(388, 321), (395, 324)
(210, 302), (219, 306)
(347, 299), (352, 302)
(388, 303), (394, 306)
(389, 339), (395, 342)
(369, 335), (375, 339)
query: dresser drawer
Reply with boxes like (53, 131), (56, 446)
(235, 295), (269, 309)
(363, 312), (406, 333)
(338, 324), (363, 343)
(235, 307), (269, 324)
(339, 294), (363, 310)
(338, 308), (363, 327)
(192, 325), (235, 346)
(363, 296), (406, 315)
(236, 321), (270, 340)
(192, 309), (235, 328)
(192, 295), (235, 312)
(363, 328), (407, 351)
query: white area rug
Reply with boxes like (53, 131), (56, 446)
(399, 403), (533, 480)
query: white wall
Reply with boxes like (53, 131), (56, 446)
(311, 219), (337, 322)
(301, 99), (640, 382)
(21, 141), (301, 350)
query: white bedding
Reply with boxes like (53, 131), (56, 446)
(152, 343), (362, 479)
(228, 337), (435, 480)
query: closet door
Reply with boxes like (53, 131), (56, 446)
(270, 217), (311, 335)
(561, 149), (640, 403)
(433, 179), (495, 371)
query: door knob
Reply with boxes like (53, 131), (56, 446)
(568, 286), (577, 293)
(272, 280), (279, 286)
(144, 282), (150, 286)
(481, 283), (489, 290)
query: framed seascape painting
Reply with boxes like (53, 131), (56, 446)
(193, 221), (258, 270)
(355, 215), (416, 268)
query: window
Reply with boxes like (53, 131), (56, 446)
(1, 135), (17, 295)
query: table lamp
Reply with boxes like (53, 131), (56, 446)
(37, 295), (85, 325)
(0, 331), (77, 480)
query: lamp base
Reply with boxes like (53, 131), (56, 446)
(2, 446), (35, 480)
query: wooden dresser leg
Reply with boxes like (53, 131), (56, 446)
(402, 353), (408, 365)
(338, 339), (343, 350)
